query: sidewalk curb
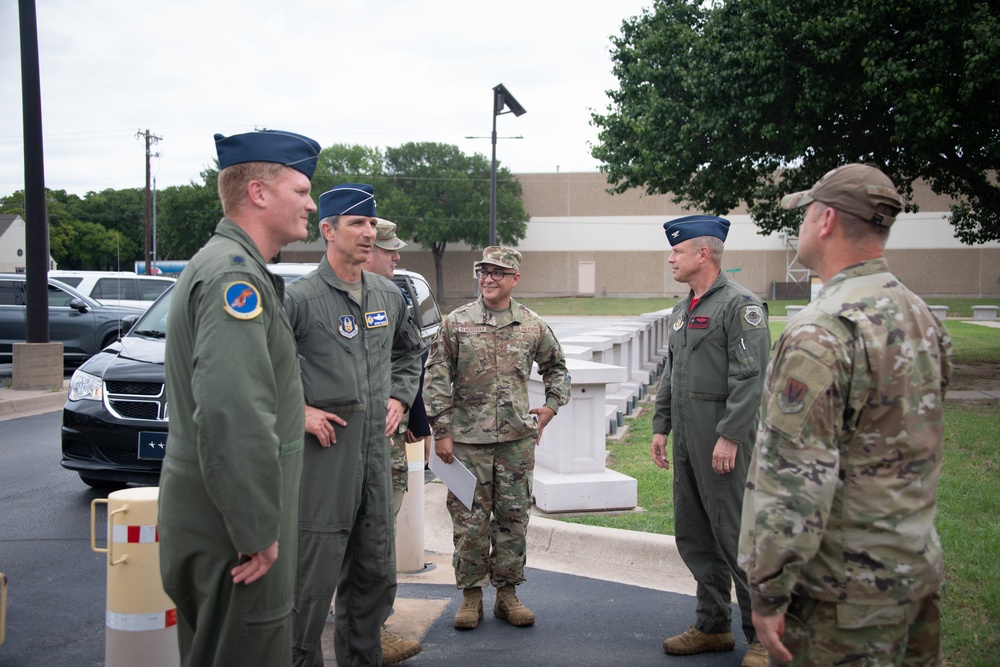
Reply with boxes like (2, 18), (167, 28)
(0, 383), (68, 420)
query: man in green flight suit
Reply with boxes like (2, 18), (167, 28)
(287, 184), (423, 667)
(650, 215), (771, 667)
(158, 129), (320, 667)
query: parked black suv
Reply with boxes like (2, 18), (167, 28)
(61, 269), (443, 488)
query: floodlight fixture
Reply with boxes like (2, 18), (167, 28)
(490, 83), (526, 246)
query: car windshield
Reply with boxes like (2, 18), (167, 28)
(129, 284), (173, 338)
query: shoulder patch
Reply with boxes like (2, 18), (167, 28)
(223, 281), (262, 320)
(741, 305), (766, 330)
(765, 352), (834, 439)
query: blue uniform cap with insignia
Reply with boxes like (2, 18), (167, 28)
(319, 183), (377, 221)
(214, 130), (321, 180)
(662, 215), (731, 246)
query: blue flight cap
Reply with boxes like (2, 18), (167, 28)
(318, 183), (377, 220)
(214, 130), (321, 180)
(663, 215), (731, 246)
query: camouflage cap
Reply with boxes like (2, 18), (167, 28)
(781, 163), (903, 227)
(374, 218), (406, 250)
(474, 246), (521, 272)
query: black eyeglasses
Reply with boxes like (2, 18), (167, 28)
(475, 268), (515, 280)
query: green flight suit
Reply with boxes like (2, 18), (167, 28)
(285, 257), (422, 667)
(652, 271), (769, 643)
(159, 218), (305, 667)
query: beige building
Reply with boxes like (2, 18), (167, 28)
(281, 172), (1000, 302)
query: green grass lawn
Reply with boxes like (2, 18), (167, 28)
(523, 296), (998, 664)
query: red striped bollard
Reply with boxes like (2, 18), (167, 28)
(91, 487), (179, 666)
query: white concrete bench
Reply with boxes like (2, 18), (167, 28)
(785, 305), (805, 320)
(972, 305), (998, 321)
(927, 305), (948, 320)
(530, 359), (637, 512)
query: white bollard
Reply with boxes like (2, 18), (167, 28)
(91, 487), (179, 667)
(395, 439), (426, 572)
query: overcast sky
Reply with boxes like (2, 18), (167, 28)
(0, 0), (652, 198)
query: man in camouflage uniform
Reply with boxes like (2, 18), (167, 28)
(287, 184), (424, 667)
(651, 215), (771, 667)
(739, 164), (953, 665)
(424, 246), (570, 630)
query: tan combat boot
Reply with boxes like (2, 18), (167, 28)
(380, 625), (421, 665)
(662, 625), (735, 654)
(493, 584), (535, 626)
(453, 587), (484, 629)
(741, 641), (768, 667)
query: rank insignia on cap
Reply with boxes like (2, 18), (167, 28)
(743, 305), (764, 327)
(365, 310), (388, 328)
(339, 315), (358, 339)
(673, 316), (685, 331)
(776, 377), (808, 414)
(223, 282), (262, 320)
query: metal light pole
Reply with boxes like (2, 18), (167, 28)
(489, 84), (526, 247)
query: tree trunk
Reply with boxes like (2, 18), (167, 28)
(432, 240), (447, 306)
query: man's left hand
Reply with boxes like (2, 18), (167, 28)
(712, 436), (739, 474)
(752, 611), (792, 663)
(529, 406), (556, 445)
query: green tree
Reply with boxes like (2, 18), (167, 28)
(155, 169), (223, 260)
(72, 187), (146, 265)
(592, 0), (1000, 243)
(380, 142), (528, 302)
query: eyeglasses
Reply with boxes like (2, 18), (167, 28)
(475, 268), (516, 280)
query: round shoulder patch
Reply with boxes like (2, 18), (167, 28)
(223, 281), (263, 320)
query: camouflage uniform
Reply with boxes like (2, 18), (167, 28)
(652, 271), (770, 642)
(739, 258), (953, 664)
(424, 296), (570, 588)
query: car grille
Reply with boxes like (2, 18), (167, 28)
(105, 380), (168, 422)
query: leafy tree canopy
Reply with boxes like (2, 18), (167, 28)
(592, 0), (1000, 243)
(380, 142), (528, 300)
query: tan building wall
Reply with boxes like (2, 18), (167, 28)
(281, 172), (1000, 301)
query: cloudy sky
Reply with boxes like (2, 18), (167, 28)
(0, 0), (652, 198)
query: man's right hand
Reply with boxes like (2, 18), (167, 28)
(650, 433), (670, 470)
(305, 405), (347, 447)
(435, 436), (455, 464)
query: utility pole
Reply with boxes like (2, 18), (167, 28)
(136, 129), (161, 275)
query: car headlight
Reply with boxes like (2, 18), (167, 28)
(69, 370), (103, 402)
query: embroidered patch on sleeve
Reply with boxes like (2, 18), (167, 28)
(741, 305), (766, 330)
(765, 352), (834, 439)
(223, 282), (262, 320)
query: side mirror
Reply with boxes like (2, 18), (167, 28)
(120, 314), (140, 335)
(69, 298), (90, 313)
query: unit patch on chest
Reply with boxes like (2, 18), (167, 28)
(339, 315), (359, 338)
(689, 316), (710, 329)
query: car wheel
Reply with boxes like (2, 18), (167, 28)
(100, 331), (121, 349)
(79, 474), (126, 490)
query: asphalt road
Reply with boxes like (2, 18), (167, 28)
(1, 411), (106, 666)
(0, 411), (748, 667)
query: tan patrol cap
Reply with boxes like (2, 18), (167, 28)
(373, 218), (406, 250)
(781, 163), (903, 227)
(474, 246), (521, 272)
